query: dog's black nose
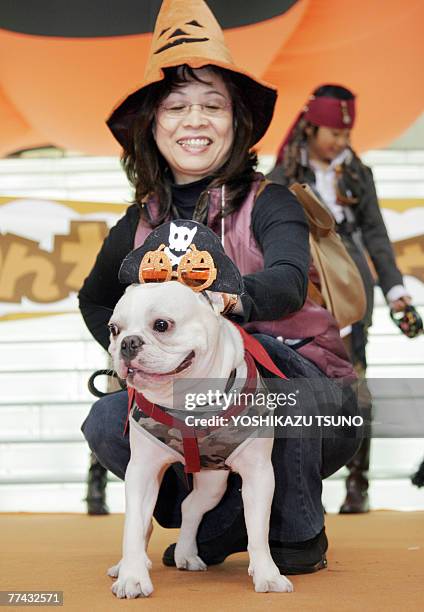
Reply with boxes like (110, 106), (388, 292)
(120, 335), (144, 360)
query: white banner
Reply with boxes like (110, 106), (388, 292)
(0, 197), (125, 319)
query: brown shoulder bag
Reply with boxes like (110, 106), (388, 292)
(256, 179), (367, 329)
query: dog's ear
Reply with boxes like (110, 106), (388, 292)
(204, 290), (225, 315)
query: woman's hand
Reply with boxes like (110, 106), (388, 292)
(205, 291), (242, 316)
(222, 293), (243, 316)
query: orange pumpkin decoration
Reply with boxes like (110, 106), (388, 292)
(178, 244), (217, 292)
(139, 244), (172, 283)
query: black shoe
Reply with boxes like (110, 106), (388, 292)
(163, 521), (328, 575)
(270, 528), (328, 575)
(163, 514), (248, 567)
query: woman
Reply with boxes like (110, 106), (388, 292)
(80, 0), (361, 574)
(268, 84), (411, 513)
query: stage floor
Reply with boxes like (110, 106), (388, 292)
(1, 511), (423, 611)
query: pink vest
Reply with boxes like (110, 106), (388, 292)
(134, 178), (354, 379)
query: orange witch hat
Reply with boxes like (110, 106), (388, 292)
(107, 0), (277, 149)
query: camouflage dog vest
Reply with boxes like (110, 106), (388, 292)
(126, 322), (288, 473)
(130, 360), (272, 472)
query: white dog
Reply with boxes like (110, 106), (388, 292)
(107, 281), (293, 597)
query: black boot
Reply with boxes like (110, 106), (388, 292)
(339, 437), (370, 514)
(85, 452), (109, 515)
(163, 512), (248, 568)
(162, 513), (327, 575)
(411, 458), (424, 488)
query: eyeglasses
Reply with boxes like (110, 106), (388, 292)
(158, 100), (231, 118)
(139, 244), (217, 292)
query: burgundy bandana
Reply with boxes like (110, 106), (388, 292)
(304, 96), (355, 129)
(276, 92), (356, 164)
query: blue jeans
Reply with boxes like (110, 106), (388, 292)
(81, 334), (361, 542)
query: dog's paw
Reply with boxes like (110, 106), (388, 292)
(174, 543), (208, 571)
(111, 575), (154, 599)
(175, 554), (207, 571)
(108, 555), (152, 578)
(249, 560), (294, 593)
(107, 560), (121, 578)
(253, 573), (294, 593)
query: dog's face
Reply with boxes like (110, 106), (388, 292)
(108, 282), (223, 392)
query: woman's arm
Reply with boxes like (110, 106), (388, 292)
(78, 205), (139, 351)
(240, 183), (310, 322)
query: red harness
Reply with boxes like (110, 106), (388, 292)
(125, 322), (287, 473)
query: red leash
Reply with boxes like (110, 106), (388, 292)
(230, 321), (287, 380)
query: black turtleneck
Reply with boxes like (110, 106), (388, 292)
(170, 176), (211, 219)
(79, 180), (310, 350)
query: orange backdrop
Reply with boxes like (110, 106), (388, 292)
(0, 0), (422, 157)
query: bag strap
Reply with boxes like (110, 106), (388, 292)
(255, 177), (272, 200)
(230, 320), (288, 379)
(255, 179), (334, 239)
(289, 182), (334, 239)
(289, 183), (334, 309)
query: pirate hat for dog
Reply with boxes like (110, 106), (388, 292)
(107, 0), (276, 149)
(119, 219), (244, 295)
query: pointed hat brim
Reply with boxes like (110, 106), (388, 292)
(106, 0), (277, 149)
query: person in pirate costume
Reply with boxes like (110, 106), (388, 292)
(268, 84), (415, 513)
(79, 0), (362, 574)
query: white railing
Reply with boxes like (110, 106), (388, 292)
(0, 152), (423, 512)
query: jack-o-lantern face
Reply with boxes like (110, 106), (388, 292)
(138, 242), (217, 291)
(139, 244), (172, 283)
(151, 1), (224, 58)
(155, 20), (209, 55)
(178, 244), (217, 292)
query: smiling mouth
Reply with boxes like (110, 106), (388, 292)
(177, 138), (212, 149)
(126, 350), (195, 379)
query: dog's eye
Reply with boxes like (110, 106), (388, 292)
(153, 319), (169, 333)
(108, 323), (120, 337)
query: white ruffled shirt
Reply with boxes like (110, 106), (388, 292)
(309, 149), (350, 224)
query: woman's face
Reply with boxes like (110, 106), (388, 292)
(307, 125), (351, 163)
(153, 68), (234, 184)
